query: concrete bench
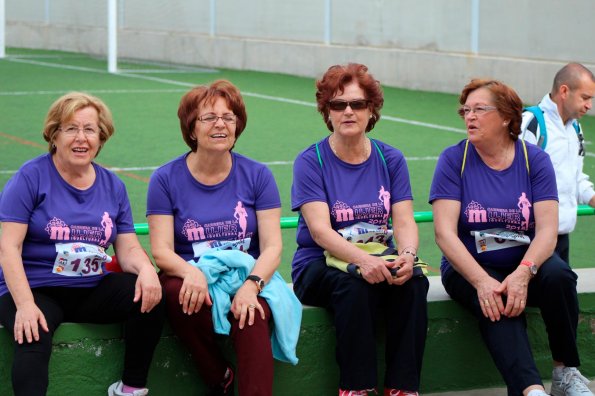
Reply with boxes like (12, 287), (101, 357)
(1, 268), (594, 395)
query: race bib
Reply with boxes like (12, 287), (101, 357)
(53, 242), (111, 277)
(471, 228), (531, 254)
(337, 222), (393, 245)
(192, 238), (252, 258)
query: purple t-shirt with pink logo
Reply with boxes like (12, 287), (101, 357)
(146, 152), (281, 261)
(291, 137), (413, 283)
(429, 139), (558, 273)
(0, 154), (136, 296)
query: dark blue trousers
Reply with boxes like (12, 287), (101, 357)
(442, 254), (579, 396)
(555, 233), (570, 265)
(294, 258), (429, 391)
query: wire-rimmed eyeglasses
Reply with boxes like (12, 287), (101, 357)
(198, 113), (237, 124)
(457, 105), (497, 118)
(59, 125), (99, 136)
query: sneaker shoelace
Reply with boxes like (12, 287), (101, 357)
(559, 368), (591, 392)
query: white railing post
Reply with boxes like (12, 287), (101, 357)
(44, 0), (50, 24)
(210, 0), (216, 37)
(324, 0), (331, 45)
(470, 0), (480, 55)
(0, 0), (5, 58)
(107, 0), (117, 73)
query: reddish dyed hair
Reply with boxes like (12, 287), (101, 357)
(459, 79), (523, 140)
(178, 80), (247, 152)
(316, 63), (383, 133)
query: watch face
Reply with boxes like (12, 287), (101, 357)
(530, 265), (538, 275)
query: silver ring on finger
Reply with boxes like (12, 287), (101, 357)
(248, 304), (256, 310)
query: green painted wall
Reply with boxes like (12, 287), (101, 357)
(1, 294), (594, 395)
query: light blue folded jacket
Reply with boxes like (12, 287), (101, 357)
(189, 250), (301, 365)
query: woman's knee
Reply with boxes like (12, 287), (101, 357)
(159, 274), (184, 305)
(408, 274), (430, 296)
(538, 256), (577, 288)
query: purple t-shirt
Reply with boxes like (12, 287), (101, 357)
(429, 139), (558, 273)
(0, 154), (136, 296)
(291, 137), (413, 282)
(146, 152), (281, 261)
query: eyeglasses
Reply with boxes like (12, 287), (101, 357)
(458, 105), (498, 118)
(198, 113), (237, 124)
(328, 99), (369, 111)
(59, 125), (99, 136)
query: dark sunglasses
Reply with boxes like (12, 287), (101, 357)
(328, 99), (369, 111)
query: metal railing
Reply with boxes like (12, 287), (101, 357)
(133, 205), (595, 235)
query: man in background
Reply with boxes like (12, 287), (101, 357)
(521, 63), (595, 264)
(521, 62), (595, 396)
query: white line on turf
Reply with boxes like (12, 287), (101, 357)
(0, 157), (441, 175)
(3, 57), (594, 159)
(4, 58), (466, 134)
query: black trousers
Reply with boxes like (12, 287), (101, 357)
(555, 233), (570, 265)
(0, 272), (165, 396)
(294, 257), (429, 391)
(442, 254), (579, 396)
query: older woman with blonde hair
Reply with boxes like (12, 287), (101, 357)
(0, 92), (164, 396)
(430, 79), (590, 396)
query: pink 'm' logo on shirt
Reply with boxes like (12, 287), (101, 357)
(45, 217), (70, 240)
(332, 201), (354, 222)
(465, 201), (487, 223)
(182, 219), (206, 241)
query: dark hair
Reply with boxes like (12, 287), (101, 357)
(178, 80), (247, 152)
(316, 63), (383, 133)
(552, 63), (595, 92)
(43, 92), (114, 156)
(459, 79), (523, 140)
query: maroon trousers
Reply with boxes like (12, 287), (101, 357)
(160, 273), (273, 396)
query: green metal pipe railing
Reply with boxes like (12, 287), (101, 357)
(133, 205), (594, 235)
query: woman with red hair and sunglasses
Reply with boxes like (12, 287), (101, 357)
(291, 63), (429, 396)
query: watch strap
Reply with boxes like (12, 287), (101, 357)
(246, 275), (264, 293)
(519, 259), (537, 277)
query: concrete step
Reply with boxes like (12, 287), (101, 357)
(1, 269), (594, 395)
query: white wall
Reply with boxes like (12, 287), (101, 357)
(6, 0), (595, 106)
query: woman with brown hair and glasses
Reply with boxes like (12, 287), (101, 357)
(430, 79), (590, 396)
(147, 80), (300, 396)
(291, 63), (429, 396)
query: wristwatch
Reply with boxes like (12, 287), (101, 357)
(246, 275), (265, 293)
(519, 260), (538, 278)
